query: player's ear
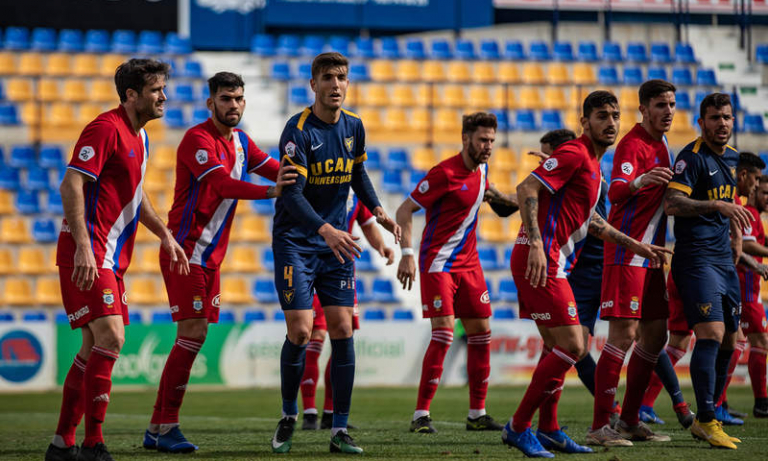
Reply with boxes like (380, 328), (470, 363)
(206, 97), (213, 112)
(126, 88), (138, 103)
(309, 78), (317, 93)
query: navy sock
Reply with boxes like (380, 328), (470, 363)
(713, 348), (734, 406)
(690, 339), (719, 422)
(330, 337), (355, 429)
(575, 353), (596, 395)
(655, 349), (684, 406)
(280, 336), (307, 417)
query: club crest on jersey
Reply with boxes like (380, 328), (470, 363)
(283, 289), (295, 304)
(79, 146), (95, 162)
(674, 159), (686, 174)
(567, 302), (577, 319)
(730, 167), (737, 178)
(102, 289), (114, 308)
(238, 152), (245, 165)
(195, 149), (208, 165)
(285, 141), (296, 158)
(193, 296), (204, 311)
(621, 162), (634, 175)
(212, 294), (221, 308)
(698, 302), (712, 317)
(543, 158), (558, 171)
(480, 291), (490, 304)
(344, 136), (354, 153)
(433, 295), (442, 310)
(630, 296), (640, 312)
(418, 180), (429, 194)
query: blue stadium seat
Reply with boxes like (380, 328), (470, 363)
(182, 60), (203, 78)
(353, 37), (375, 59)
(84, 29), (110, 53)
(598, 66), (619, 85)
(0, 104), (20, 125)
(251, 34), (275, 56)
(0, 80), (5, 100)
(671, 67), (693, 86)
(138, 30), (164, 54)
(191, 106), (209, 125)
(294, 62), (311, 80)
(577, 41), (599, 61)
(729, 91), (741, 112)
(31, 28), (56, 51)
(218, 310), (235, 323)
(39, 145), (64, 168)
(478, 245), (500, 270)
(479, 40), (500, 60)
(676, 91), (691, 111)
(58, 29), (84, 52)
(129, 311), (143, 324)
(273, 310), (286, 321)
(694, 90), (707, 114)
(503, 246), (513, 264)
(647, 66), (667, 81)
(365, 148), (382, 170)
(381, 170), (406, 194)
(47, 188), (63, 214)
(349, 62), (369, 82)
(0, 168), (20, 190)
(253, 278), (279, 303)
(356, 250), (376, 272)
(493, 308), (516, 320)
(430, 39), (453, 59)
(174, 83), (195, 103)
(504, 40), (526, 60)
(164, 107), (186, 129)
(4, 27), (29, 50)
(392, 309), (414, 321)
(553, 41), (574, 61)
(514, 110), (538, 131)
(626, 42), (648, 62)
(0, 312), (14, 322)
(498, 278), (518, 302)
(363, 309), (386, 321)
(25, 167), (50, 190)
(455, 39), (476, 60)
(111, 30), (137, 53)
(165, 32), (192, 54)
(271, 61), (291, 81)
(485, 278), (499, 302)
(696, 68), (717, 86)
(244, 310), (267, 322)
(405, 39), (426, 59)
(262, 248), (275, 271)
(757, 44), (768, 64)
(55, 311), (69, 324)
(650, 42), (672, 63)
(23, 311), (47, 322)
(289, 86), (311, 106)
(152, 311), (173, 323)
(251, 198), (275, 215)
(32, 218), (57, 242)
(356, 278), (372, 303)
(301, 35), (325, 57)
(329, 36), (350, 55)
(744, 114), (766, 134)
(490, 109), (510, 131)
(277, 34), (300, 57)
(386, 149), (410, 170)
(9, 145), (35, 168)
(16, 189), (40, 214)
(623, 67), (643, 86)
(541, 110), (564, 131)
(601, 42), (623, 62)
(200, 84), (210, 100)
(380, 37), (400, 59)
(408, 170), (426, 191)
(675, 43), (696, 63)
(529, 41), (550, 61)
(372, 278), (397, 303)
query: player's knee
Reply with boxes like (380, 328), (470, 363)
(330, 324), (353, 339)
(562, 342), (586, 358)
(288, 326), (312, 345)
(754, 334), (768, 350)
(178, 320), (208, 343)
(95, 330), (125, 353)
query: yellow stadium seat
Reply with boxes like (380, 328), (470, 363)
(543, 87), (568, 110)
(666, 110), (697, 145)
(363, 84), (389, 106)
(441, 85), (466, 108)
(100, 54), (127, 78)
(1, 217), (31, 243)
(468, 86), (492, 111)
(356, 107), (382, 134)
(382, 107), (408, 131)
(19, 247), (48, 274)
(0, 248), (11, 274)
(135, 246), (160, 274)
(143, 168), (169, 193)
(45, 53), (72, 76)
(44, 103), (75, 127)
(446, 61), (471, 83)
(411, 108), (432, 133)
(37, 79), (60, 102)
(3, 277), (34, 305)
(344, 86), (358, 107)
(521, 63), (545, 84)
(479, 219), (505, 242)
(413, 84), (436, 107)
(79, 103), (105, 125)
(153, 145), (177, 170)
(72, 54), (99, 77)
(396, 60), (421, 82)
(221, 245), (262, 273)
(573, 63), (596, 85)
(565, 110), (581, 133)
(507, 216), (523, 239)
(20, 102), (39, 126)
(439, 147), (459, 162)
(34, 276), (63, 305)
(422, 60), (446, 82)
(221, 276), (254, 304)
(518, 87), (543, 110)
(370, 60), (396, 82)
(135, 223), (154, 243)
(547, 63), (571, 85)
(434, 108), (461, 132)
(234, 215), (270, 242)
(18, 53), (44, 76)
(619, 87), (639, 111)
(494, 171), (519, 194)
(0, 52), (16, 75)
(473, 62), (497, 84)
(498, 62), (520, 84)
(6, 78), (34, 101)
(129, 277), (165, 305)
(491, 147), (517, 171)
(568, 86), (592, 110)
(62, 80), (88, 103)
(0, 190), (13, 215)
(412, 147), (436, 171)
(620, 110), (639, 136)
(91, 79), (117, 103)
(392, 84), (416, 107)
(504, 87), (518, 110)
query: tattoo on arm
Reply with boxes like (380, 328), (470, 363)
(664, 189), (717, 217)
(589, 212), (635, 247)
(523, 196), (541, 243)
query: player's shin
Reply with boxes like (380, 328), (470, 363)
(53, 355), (87, 448)
(620, 345), (659, 426)
(592, 344), (626, 430)
(330, 337), (355, 433)
(83, 346), (119, 447)
(690, 339), (720, 422)
(159, 337), (203, 431)
(280, 337), (308, 418)
(301, 339), (324, 413)
(467, 331), (491, 415)
(415, 328), (453, 415)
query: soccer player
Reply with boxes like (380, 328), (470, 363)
(395, 112), (504, 434)
(142, 72), (297, 452)
(301, 193), (395, 430)
(46, 59), (189, 461)
(503, 91), (671, 458)
(271, 52), (400, 455)
(588, 80), (677, 446)
(664, 92), (753, 449)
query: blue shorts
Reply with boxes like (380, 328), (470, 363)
(569, 264), (602, 335)
(671, 263), (741, 332)
(273, 248), (355, 310)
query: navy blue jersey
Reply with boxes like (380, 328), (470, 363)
(570, 178), (607, 272)
(273, 107), (367, 252)
(668, 138), (739, 266)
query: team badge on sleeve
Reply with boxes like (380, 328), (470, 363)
(195, 150), (208, 165)
(285, 141), (296, 157)
(79, 146), (95, 162)
(418, 180), (429, 194)
(674, 159), (686, 174)
(543, 158), (558, 171)
(621, 162), (634, 175)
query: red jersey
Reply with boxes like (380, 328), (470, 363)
(512, 135), (602, 278)
(346, 192), (375, 231)
(604, 124), (671, 267)
(739, 205), (764, 303)
(57, 106), (148, 278)
(167, 119), (279, 269)
(410, 154), (488, 273)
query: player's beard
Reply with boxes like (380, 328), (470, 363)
(704, 127), (730, 147)
(214, 105), (242, 128)
(467, 142), (489, 165)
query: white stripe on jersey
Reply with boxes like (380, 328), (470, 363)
(102, 129), (148, 271)
(555, 171), (601, 279)
(428, 164), (486, 273)
(189, 133), (244, 266)
(628, 201), (665, 266)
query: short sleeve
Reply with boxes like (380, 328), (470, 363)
(668, 150), (700, 196)
(178, 130), (223, 180)
(610, 139), (641, 185)
(356, 202), (375, 226)
(279, 123), (308, 178)
(354, 119), (367, 164)
(530, 145), (584, 193)
(409, 165), (448, 210)
(246, 135), (279, 182)
(68, 120), (117, 180)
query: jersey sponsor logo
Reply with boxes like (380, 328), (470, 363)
(344, 136), (354, 153)
(170, 305), (179, 313)
(195, 149), (209, 165)
(68, 306), (90, 323)
(601, 300), (614, 309)
(480, 291), (490, 304)
(0, 330), (44, 383)
(418, 180), (429, 194)
(674, 159), (686, 174)
(567, 302), (577, 319)
(530, 312), (551, 320)
(621, 162), (634, 175)
(629, 296), (640, 312)
(709, 169), (718, 176)
(283, 289), (295, 304)
(698, 302), (712, 317)
(311, 142), (323, 151)
(78, 146), (95, 162)
(193, 296), (204, 311)
(433, 295), (442, 310)
(340, 278), (355, 290)
(543, 158), (558, 171)
(285, 141), (296, 158)
(707, 184), (737, 201)
(308, 158), (355, 185)
(212, 294), (221, 308)
(102, 289), (115, 308)
(122, 292), (128, 305)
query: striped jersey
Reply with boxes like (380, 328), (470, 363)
(739, 205), (764, 303)
(347, 192), (375, 231)
(410, 153), (488, 273)
(166, 119), (278, 269)
(604, 123), (671, 267)
(56, 105), (149, 278)
(512, 135), (602, 278)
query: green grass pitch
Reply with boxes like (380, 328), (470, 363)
(1, 386), (765, 460)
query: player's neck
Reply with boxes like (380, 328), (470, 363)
(211, 117), (234, 140)
(311, 103), (341, 124)
(460, 150), (479, 172)
(585, 135), (609, 159)
(640, 120), (664, 141)
(703, 138), (726, 156)
(121, 103), (146, 133)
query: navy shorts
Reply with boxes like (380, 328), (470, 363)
(671, 263), (741, 332)
(569, 264), (602, 335)
(274, 248), (356, 310)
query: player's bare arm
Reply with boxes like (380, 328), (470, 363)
(738, 252), (768, 280)
(484, 184), (519, 207)
(60, 169), (99, 291)
(516, 175), (547, 288)
(139, 190), (190, 275)
(731, 220), (743, 265)
(361, 221), (395, 265)
(395, 198), (420, 290)
(664, 188), (752, 229)
(629, 166), (673, 193)
(588, 212), (672, 266)
(373, 207), (401, 244)
(742, 239), (768, 259)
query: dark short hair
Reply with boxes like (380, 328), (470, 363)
(540, 129), (576, 149)
(699, 93), (732, 120)
(737, 151), (765, 173)
(760, 174), (768, 184)
(462, 112), (497, 135)
(583, 90), (618, 118)
(638, 79), (677, 107)
(114, 58), (170, 103)
(208, 72), (245, 97)
(311, 52), (349, 80)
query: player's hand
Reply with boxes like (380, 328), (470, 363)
(525, 243), (548, 288)
(72, 244), (99, 291)
(161, 233), (190, 275)
(273, 156), (298, 197)
(527, 150), (549, 163)
(757, 263), (768, 280)
(397, 254), (416, 290)
(716, 201), (753, 231)
(634, 243), (673, 268)
(380, 246), (395, 265)
(637, 167), (673, 188)
(319, 223), (361, 263)
(373, 207), (401, 244)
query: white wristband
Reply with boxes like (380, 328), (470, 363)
(631, 175), (644, 191)
(401, 247), (414, 256)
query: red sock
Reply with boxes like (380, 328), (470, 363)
(621, 345), (659, 426)
(641, 345), (685, 407)
(537, 347), (565, 432)
(150, 372), (165, 426)
(748, 347), (768, 399)
(323, 356), (333, 412)
(301, 339), (323, 412)
(592, 343), (626, 430)
(83, 346), (118, 447)
(159, 337), (202, 424)
(55, 355), (87, 447)
(716, 340), (746, 406)
(467, 331), (491, 411)
(416, 328), (453, 412)
(512, 346), (576, 432)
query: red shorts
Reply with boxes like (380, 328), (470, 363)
(419, 270), (492, 319)
(514, 274), (580, 327)
(740, 301), (768, 335)
(312, 293), (360, 331)
(666, 275), (692, 335)
(600, 266), (668, 320)
(59, 267), (129, 330)
(162, 262), (221, 323)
